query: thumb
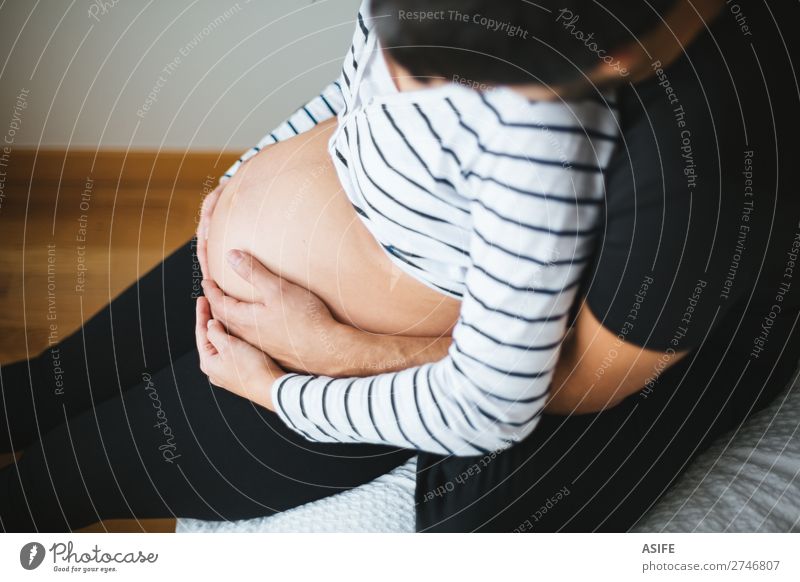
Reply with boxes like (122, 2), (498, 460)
(226, 249), (282, 301)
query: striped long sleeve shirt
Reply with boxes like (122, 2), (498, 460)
(226, 2), (619, 455)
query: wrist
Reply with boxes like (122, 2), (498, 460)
(328, 323), (369, 377)
(263, 369), (292, 412)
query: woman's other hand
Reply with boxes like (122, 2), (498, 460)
(195, 295), (283, 411)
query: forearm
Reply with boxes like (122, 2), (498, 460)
(544, 304), (687, 415)
(544, 330), (605, 415)
(315, 323), (451, 378)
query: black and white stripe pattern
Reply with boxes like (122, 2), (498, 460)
(229, 2), (619, 455)
(222, 80), (346, 180)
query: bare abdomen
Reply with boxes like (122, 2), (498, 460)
(206, 119), (460, 336)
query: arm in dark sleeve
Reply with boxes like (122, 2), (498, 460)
(584, 83), (755, 353)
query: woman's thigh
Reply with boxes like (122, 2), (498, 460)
(0, 239), (199, 451)
(1, 348), (411, 532)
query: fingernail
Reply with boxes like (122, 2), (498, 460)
(207, 319), (214, 329)
(227, 249), (243, 266)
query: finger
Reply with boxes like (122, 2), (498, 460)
(198, 183), (224, 240)
(205, 183), (223, 212)
(208, 319), (263, 363)
(197, 236), (209, 281)
(202, 277), (231, 304)
(206, 319), (235, 355)
(196, 216), (208, 242)
(202, 279), (248, 323)
(226, 249), (283, 302)
(202, 182), (224, 212)
(195, 297), (218, 357)
(197, 199), (212, 240)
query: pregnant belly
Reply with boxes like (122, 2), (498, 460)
(206, 119), (460, 336)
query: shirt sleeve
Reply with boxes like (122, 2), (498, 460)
(221, 76), (345, 181)
(269, 121), (611, 455)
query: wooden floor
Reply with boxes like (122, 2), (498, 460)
(0, 149), (236, 532)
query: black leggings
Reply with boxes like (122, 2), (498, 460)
(0, 241), (412, 532)
(1, 240), (793, 532)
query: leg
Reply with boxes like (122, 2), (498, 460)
(1, 348), (412, 532)
(0, 240), (200, 452)
(416, 332), (798, 532)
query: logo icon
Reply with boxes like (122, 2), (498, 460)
(20, 542), (46, 570)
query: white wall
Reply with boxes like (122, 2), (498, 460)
(0, 0), (361, 151)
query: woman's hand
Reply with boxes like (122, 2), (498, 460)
(195, 295), (284, 411)
(201, 249), (350, 376)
